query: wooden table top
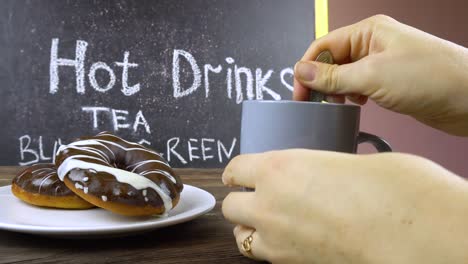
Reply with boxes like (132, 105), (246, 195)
(0, 167), (256, 264)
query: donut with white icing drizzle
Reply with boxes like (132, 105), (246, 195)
(55, 132), (184, 216)
(11, 163), (94, 209)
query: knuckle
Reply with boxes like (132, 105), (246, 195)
(259, 151), (289, 174)
(256, 153), (276, 177)
(360, 59), (379, 90)
(227, 155), (242, 170)
(250, 204), (263, 223)
(369, 14), (394, 24)
(325, 64), (341, 93)
(221, 193), (233, 216)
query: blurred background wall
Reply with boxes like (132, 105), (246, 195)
(328, 0), (468, 176)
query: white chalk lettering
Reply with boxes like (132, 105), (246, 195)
(280, 67), (294, 91)
(173, 49), (201, 98)
(19, 135), (39, 166)
(133, 110), (151, 134)
(38, 136), (51, 160)
(111, 109), (130, 130)
(115, 51), (140, 96)
(235, 66), (253, 103)
(165, 137), (238, 164)
(49, 38), (290, 101)
(256, 68), (281, 100)
(52, 138), (63, 164)
(226, 57), (234, 99)
(188, 138), (200, 161)
(138, 139), (151, 146)
(204, 64), (222, 98)
(201, 138), (215, 161)
(167, 137), (188, 164)
(82, 107), (151, 133)
(225, 57), (235, 64)
(88, 62), (116, 93)
(217, 137), (237, 163)
(82, 106), (110, 129)
(50, 38), (88, 94)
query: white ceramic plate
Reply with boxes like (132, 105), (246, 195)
(0, 184), (215, 238)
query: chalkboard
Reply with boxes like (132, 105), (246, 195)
(0, 0), (316, 167)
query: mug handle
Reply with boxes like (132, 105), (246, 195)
(357, 132), (392, 152)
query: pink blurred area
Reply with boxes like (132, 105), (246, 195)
(329, 0), (468, 177)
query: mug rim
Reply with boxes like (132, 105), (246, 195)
(242, 100), (360, 109)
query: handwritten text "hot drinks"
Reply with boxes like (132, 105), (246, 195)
(49, 38), (294, 102)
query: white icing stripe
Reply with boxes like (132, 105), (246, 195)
(60, 139), (170, 169)
(96, 135), (164, 157)
(59, 154), (108, 167)
(15, 169), (32, 182)
(96, 133), (146, 147)
(58, 140), (116, 159)
(31, 168), (55, 178)
(97, 140), (162, 156)
(57, 158), (172, 211)
(80, 147), (110, 162)
(140, 169), (176, 183)
(63, 146), (110, 163)
(59, 139), (164, 162)
(39, 171), (56, 179)
(37, 173), (55, 194)
(128, 160), (170, 172)
(58, 138), (169, 166)
(31, 168), (54, 173)
(55, 135), (175, 212)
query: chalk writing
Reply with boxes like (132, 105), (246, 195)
(18, 37), (297, 167)
(14, 135), (239, 166)
(19, 135), (62, 166)
(50, 38), (139, 96)
(81, 107), (151, 133)
(166, 137), (237, 164)
(88, 61), (116, 93)
(171, 50), (289, 103)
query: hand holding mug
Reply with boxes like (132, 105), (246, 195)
(222, 14), (468, 264)
(222, 150), (468, 264)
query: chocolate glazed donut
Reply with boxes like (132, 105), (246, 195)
(11, 163), (94, 209)
(55, 132), (184, 216)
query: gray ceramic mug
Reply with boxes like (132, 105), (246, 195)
(240, 100), (391, 155)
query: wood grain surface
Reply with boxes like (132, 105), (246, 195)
(0, 167), (258, 264)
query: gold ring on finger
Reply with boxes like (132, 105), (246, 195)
(241, 230), (255, 253)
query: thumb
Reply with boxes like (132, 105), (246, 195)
(294, 60), (376, 96)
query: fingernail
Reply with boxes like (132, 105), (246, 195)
(221, 174), (227, 185)
(295, 61), (317, 82)
(221, 172), (230, 186)
(233, 225), (240, 235)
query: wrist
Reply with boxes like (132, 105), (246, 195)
(411, 164), (468, 263)
(366, 154), (468, 264)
